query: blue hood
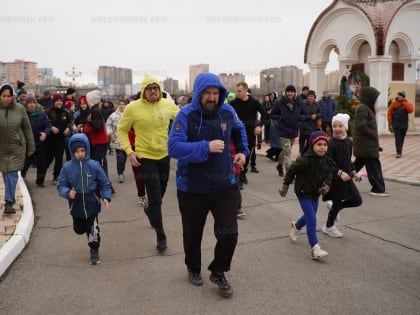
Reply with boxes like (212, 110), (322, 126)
(68, 133), (90, 160)
(191, 73), (227, 110)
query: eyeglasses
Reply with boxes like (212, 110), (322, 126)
(145, 85), (160, 92)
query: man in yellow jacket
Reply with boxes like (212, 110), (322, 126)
(117, 75), (179, 251)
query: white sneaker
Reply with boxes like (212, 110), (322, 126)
(325, 200), (333, 211)
(289, 221), (299, 242)
(322, 225), (343, 238)
(311, 244), (328, 260)
(369, 192), (390, 197)
(137, 196), (148, 207)
(326, 200), (340, 221)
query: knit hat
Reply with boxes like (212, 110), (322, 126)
(26, 95), (37, 104)
(71, 141), (86, 153)
(17, 81), (25, 89)
(322, 89), (329, 94)
(43, 89), (50, 96)
(309, 130), (328, 147)
(65, 100), (74, 110)
(52, 93), (63, 103)
(78, 96), (87, 105)
(227, 92), (236, 99)
(332, 113), (351, 130)
(285, 85), (296, 93)
(66, 87), (76, 95)
(397, 90), (406, 98)
(86, 90), (101, 107)
(307, 90), (316, 98)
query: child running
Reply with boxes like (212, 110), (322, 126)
(57, 133), (112, 265)
(279, 130), (333, 259)
(322, 113), (363, 237)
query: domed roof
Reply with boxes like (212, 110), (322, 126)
(305, 0), (409, 62)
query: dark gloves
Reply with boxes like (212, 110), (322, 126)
(279, 184), (289, 197)
(318, 183), (330, 196)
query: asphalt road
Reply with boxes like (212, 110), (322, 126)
(0, 154), (419, 314)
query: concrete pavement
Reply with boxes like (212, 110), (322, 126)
(0, 128), (419, 313)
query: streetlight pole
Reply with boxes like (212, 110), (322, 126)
(65, 66), (82, 87)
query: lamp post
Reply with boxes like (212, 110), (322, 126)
(263, 73), (274, 94)
(65, 66), (82, 87)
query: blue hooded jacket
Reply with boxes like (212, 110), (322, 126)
(57, 133), (112, 219)
(168, 72), (249, 193)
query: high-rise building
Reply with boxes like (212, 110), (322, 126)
(260, 66), (304, 94)
(97, 66), (133, 97)
(0, 59), (37, 86)
(189, 64), (209, 92)
(162, 77), (179, 96)
(218, 73), (245, 93)
(97, 66), (132, 86)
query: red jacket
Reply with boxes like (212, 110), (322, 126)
(83, 124), (109, 145)
(230, 141), (242, 175)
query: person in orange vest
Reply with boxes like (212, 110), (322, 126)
(387, 90), (414, 158)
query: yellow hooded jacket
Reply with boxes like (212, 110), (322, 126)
(117, 75), (179, 159)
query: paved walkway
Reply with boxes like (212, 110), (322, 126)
(1, 121), (419, 275)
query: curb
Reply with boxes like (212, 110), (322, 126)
(0, 176), (34, 277)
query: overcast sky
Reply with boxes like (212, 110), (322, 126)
(2, 0), (337, 88)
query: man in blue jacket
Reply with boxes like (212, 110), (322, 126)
(168, 72), (249, 298)
(271, 85), (306, 176)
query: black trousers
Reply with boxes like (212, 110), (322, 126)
(177, 185), (240, 274)
(353, 157), (386, 193)
(115, 149), (127, 175)
(393, 126), (408, 155)
(23, 143), (48, 185)
(73, 215), (100, 249)
(140, 156), (170, 241)
(46, 138), (66, 179)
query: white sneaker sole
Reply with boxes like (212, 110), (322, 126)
(322, 226), (343, 238)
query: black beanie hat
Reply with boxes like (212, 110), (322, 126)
(309, 131), (328, 147)
(71, 141), (86, 153)
(285, 85), (296, 93)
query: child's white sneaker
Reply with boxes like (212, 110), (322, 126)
(311, 244), (328, 260)
(326, 200), (339, 221)
(325, 200), (333, 211)
(322, 225), (344, 238)
(289, 221), (299, 242)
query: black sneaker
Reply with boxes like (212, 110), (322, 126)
(156, 239), (167, 252)
(3, 201), (16, 215)
(250, 166), (259, 173)
(90, 248), (101, 265)
(188, 269), (203, 286)
(209, 272), (233, 298)
(241, 174), (248, 185)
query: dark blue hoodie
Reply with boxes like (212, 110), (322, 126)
(168, 73), (249, 193)
(57, 133), (112, 219)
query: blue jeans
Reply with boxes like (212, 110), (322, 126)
(2, 171), (19, 203)
(295, 198), (319, 248)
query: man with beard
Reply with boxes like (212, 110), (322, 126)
(168, 72), (249, 298)
(117, 75), (179, 252)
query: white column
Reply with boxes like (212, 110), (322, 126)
(308, 62), (327, 99)
(368, 56), (393, 134)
